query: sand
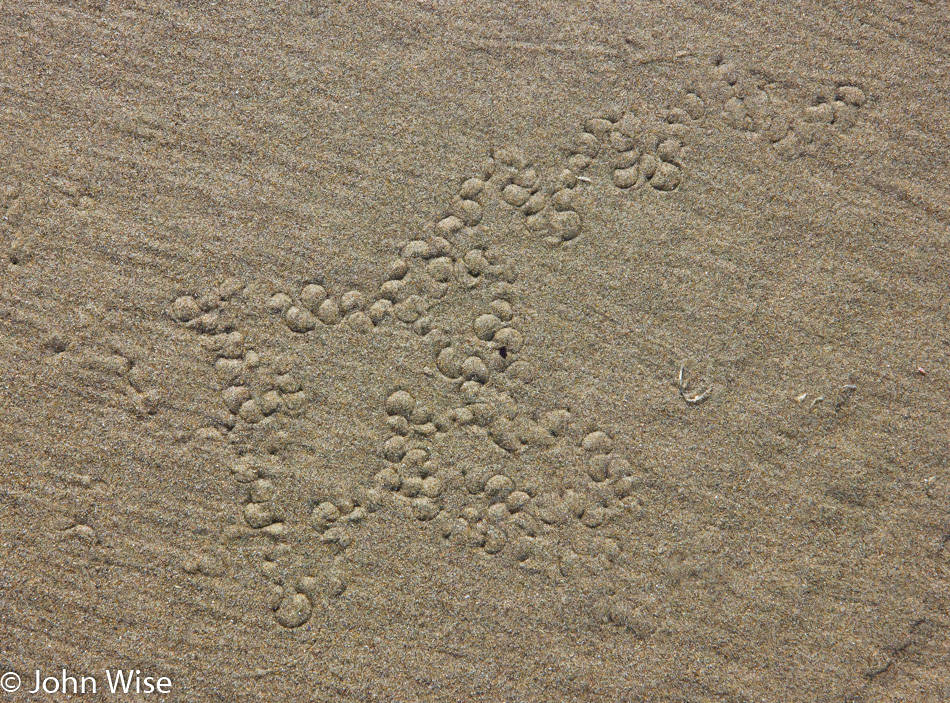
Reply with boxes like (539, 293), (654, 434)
(0, 1), (948, 701)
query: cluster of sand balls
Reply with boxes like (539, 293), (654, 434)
(495, 146), (583, 245)
(393, 237), (509, 314)
(803, 85), (867, 130)
(237, 453), (374, 628)
(268, 283), (375, 335)
(430, 407), (642, 577)
(370, 166), (503, 332)
(436, 284), (522, 381)
(381, 243), (456, 334)
(714, 61), (797, 142)
(458, 469), (534, 556)
(439, 367), (524, 455)
(584, 110), (683, 192)
(446, 175), (485, 228)
(172, 289), (308, 429)
(384, 387), (450, 439)
(582, 431), (635, 493)
(231, 453), (318, 629)
(262, 193), (511, 348)
(374, 390), (444, 521)
(448, 383), (563, 456)
(378, 257), (433, 329)
(432, 278), (546, 454)
(266, 587), (312, 629)
(169, 288), (238, 338)
(444, 448), (626, 568)
(277, 484), (388, 628)
(492, 108), (686, 247)
(309, 495), (369, 552)
(576, 430), (641, 526)
(231, 455), (284, 535)
(267, 557), (350, 628)
(705, 60), (868, 150)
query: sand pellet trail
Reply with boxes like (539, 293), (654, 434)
(1, 1), (948, 701)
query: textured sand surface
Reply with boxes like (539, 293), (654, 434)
(1, 1), (949, 701)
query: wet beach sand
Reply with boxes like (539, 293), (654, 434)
(0, 1), (948, 701)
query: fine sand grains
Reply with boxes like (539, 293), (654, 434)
(9, 0), (950, 698)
